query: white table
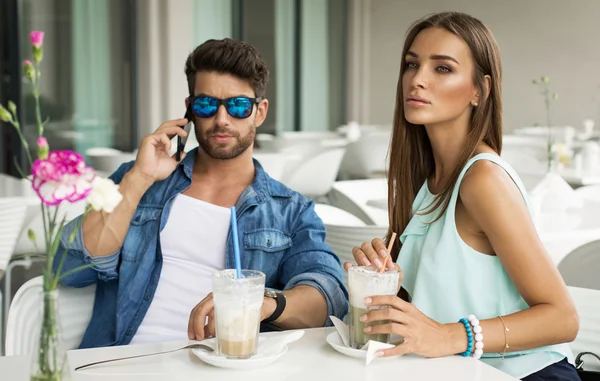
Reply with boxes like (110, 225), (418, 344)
(0, 328), (518, 380)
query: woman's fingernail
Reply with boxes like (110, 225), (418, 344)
(373, 258), (383, 268)
(376, 351), (384, 357)
(363, 326), (372, 333)
(379, 250), (387, 257)
(360, 314), (367, 322)
(364, 297), (372, 305)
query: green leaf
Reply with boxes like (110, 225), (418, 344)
(57, 263), (94, 283)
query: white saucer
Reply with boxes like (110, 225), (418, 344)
(325, 332), (401, 360)
(192, 337), (288, 370)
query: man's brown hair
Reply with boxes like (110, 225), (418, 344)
(184, 38), (270, 98)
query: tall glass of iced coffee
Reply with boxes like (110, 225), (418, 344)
(213, 269), (266, 359)
(348, 266), (400, 349)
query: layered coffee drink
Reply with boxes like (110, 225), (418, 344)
(348, 266), (400, 349)
(212, 270), (265, 359)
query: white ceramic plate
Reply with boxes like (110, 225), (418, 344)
(325, 332), (402, 360)
(192, 333), (298, 370)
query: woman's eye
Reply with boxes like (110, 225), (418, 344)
(437, 66), (452, 73)
(406, 62), (418, 69)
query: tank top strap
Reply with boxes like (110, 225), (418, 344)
(447, 153), (533, 217)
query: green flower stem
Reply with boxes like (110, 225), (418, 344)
(33, 64), (44, 137)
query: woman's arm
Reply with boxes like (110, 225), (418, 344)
(453, 160), (579, 353)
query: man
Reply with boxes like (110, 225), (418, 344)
(56, 38), (348, 348)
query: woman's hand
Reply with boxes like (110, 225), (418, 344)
(343, 238), (398, 271)
(360, 295), (466, 358)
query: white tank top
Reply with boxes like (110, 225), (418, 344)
(130, 194), (229, 344)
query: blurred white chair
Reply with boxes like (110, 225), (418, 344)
(253, 151), (303, 182)
(0, 199), (27, 356)
(86, 147), (136, 175)
(558, 240), (600, 290)
(5, 276), (96, 356)
(328, 179), (389, 225)
(314, 204), (366, 227)
(280, 148), (346, 200)
(339, 131), (391, 180)
(324, 224), (389, 287)
(568, 286), (600, 372)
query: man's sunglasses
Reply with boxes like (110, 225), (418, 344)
(189, 95), (262, 119)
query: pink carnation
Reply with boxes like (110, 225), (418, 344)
(30, 31), (45, 48)
(31, 151), (95, 206)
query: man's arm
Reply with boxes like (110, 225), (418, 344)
(270, 199), (349, 328)
(55, 122), (188, 287)
(54, 161), (138, 286)
(81, 168), (153, 257)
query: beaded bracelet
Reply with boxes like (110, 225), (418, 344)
(467, 314), (484, 360)
(458, 317), (474, 357)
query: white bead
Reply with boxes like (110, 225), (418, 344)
(473, 325), (482, 334)
(474, 349), (483, 359)
(467, 314), (476, 322)
(475, 333), (483, 342)
(471, 319), (480, 327)
(475, 341), (484, 349)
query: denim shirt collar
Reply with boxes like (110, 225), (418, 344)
(177, 148), (293, 207)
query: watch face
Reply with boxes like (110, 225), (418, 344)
(264, 289), (278, 298)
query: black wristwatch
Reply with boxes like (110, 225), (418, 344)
(263, 288), (286, 323)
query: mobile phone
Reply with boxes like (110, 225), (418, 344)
(176, 103), (193, 161)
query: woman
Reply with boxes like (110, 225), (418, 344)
(345, 12), (580, 381)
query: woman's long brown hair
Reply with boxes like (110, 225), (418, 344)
(386, 12), (503, 263)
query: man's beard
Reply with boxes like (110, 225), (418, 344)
(196, 124), (255, 160)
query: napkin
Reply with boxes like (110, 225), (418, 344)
(329, 316), (396, 365)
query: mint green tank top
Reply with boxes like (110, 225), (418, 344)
(397, 153), (573, 379)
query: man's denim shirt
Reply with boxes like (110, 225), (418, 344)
(55, 149), (349, 349)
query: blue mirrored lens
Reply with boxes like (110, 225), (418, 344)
(193, 97), (218, 117)
(226, 97), (253, 118)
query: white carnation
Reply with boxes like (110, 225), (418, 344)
(86, 177), (123, 213)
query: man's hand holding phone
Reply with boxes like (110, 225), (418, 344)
(130, 119), (189, 186)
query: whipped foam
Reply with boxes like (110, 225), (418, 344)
(348, 266), (400, 307)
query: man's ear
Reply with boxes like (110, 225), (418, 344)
(254, 99), (269, 128)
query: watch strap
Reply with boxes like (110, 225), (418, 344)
(264, 292), (286, 323)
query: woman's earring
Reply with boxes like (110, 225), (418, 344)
(472, 101), (479, 107)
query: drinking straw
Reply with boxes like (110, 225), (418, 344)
(380, 232), (397, 273)
(230, 206), (242, 278)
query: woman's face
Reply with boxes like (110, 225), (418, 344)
(402, 27), (478, 126)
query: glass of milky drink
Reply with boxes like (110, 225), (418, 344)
(348, 265), (400, 349)
(213, 269), (266, 359)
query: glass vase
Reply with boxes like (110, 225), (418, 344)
(30, 289), (65, 381)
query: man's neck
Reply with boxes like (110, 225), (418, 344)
(191, 147), (256, 188)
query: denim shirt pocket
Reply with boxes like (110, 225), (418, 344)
(244, 229), (292, 253)
(121, 206), (162, 262)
